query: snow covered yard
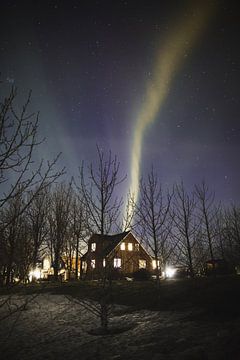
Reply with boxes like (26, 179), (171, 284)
(1, 293), (240, 360)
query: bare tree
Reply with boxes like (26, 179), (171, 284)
(229, 205), (240, 257)
(195, 181), (219, 262)
(120, 191), (136, 232)
(74, 147), (126, 332)
(26, 188), (49, 267)
(47, 183), (72, 280)
(0, 85), (64, 228)
(79, 146), (125, 235)
(171, 182), (198, 278)
(135, 169), (173, 285)
(63, 192), (88, 281)
(222, 205), (240, 265)
(0, 192), (33, 285)
(70, 193), (88, 279)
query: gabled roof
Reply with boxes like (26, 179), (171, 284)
(103, 231), (130, 256)
(82, 231), (130, 259)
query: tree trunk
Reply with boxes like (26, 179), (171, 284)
(100, 302), (108, 333)
(75, 236), (79, 280)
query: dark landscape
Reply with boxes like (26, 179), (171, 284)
(1, 276), (240, 359)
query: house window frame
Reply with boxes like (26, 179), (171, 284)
(91, 259), (96, 269)
(139, 259), (147, 269)
(91, 243), (96, 252)
(82, 261), (87, 273)
(120, 242), (125, 250)
(113, 258), (121, 268)
(128, 243), (133, 251)
(135, 243), (140, 251)
(152, 259), (160, 270)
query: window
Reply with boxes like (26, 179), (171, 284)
(120, 242), (125, 250)
(43, 257), (51, 270)
(139, 259), (147, 269)
(103, 259), (106, 267)
(152, 260), (160, 270)
(113, 258), (121, 268)
(128, 243), (133, 251)
(91, 259), (95, 269)
(91, 243), (96, 252)
(82, 261), (87, 273)
(135, 243), (140, 251)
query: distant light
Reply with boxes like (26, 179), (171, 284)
(165, 267), (176, 278)
(29, 268), (41, 281)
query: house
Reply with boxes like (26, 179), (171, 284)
(205, 258), (235, 276)
(81, 231), (153, 279)
(36, 253), (81, 281)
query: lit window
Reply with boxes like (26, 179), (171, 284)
(113, 258), (121, 268)
(91, 243), (96, 252)
(82, 261), (87, 273)
(43, 257), (51, 270)
(139, 259), (146, 269)
(135, 243), (140, 251)
(152, 260), (160, 269)
(128, 243), (133, 251)
(120, 242), (125, 250)
(103, 259), (106, 267)
(91, 259), (95, 269)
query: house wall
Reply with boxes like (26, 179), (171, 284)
(82, 232), (152, 279)
(108, 233), (152, 274)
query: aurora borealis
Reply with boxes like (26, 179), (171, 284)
(129, 2), (213, 207)
(1, 1), (240, 205)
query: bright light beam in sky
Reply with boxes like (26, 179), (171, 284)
(128, 3), (214, 217)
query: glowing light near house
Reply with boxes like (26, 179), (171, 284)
(165, 266), (176, 279)
(127, 3), (213, 219)
(29, 268), (41, 281)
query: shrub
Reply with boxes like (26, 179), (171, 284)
(132, 268), (151, 281)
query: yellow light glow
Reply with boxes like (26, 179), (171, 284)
(152, 259), (160, 270)
(128, 3), (214, 218)
(29, 268), (41, 281)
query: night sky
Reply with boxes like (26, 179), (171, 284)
(1, 1), (240, 204)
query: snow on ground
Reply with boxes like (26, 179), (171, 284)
(0, 294), (240, 359)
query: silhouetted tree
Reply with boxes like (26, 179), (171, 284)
(47, 183), (72, 280)
(195, 181), (220, 267)
(26, 188), (49, 267)
(135, 169), (173, 286)
(171, 182), (198, 278)
(79, 146), (125, 235)
(0, 85), (64, 226)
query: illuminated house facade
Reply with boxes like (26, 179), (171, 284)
(81, 231), (153, 279)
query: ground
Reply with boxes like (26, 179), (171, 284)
(0, 278), (240, 359)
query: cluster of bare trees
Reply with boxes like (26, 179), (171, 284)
(0, 85), (64, 285)
(134, 173), (240, 278)
(1, 84), (240, 288)
(0, 90), (125, 286)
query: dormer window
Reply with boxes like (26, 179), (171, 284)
(128, 243), (133, 251)
(120, 242), (125, 250)
(91, 243), (96, 252)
